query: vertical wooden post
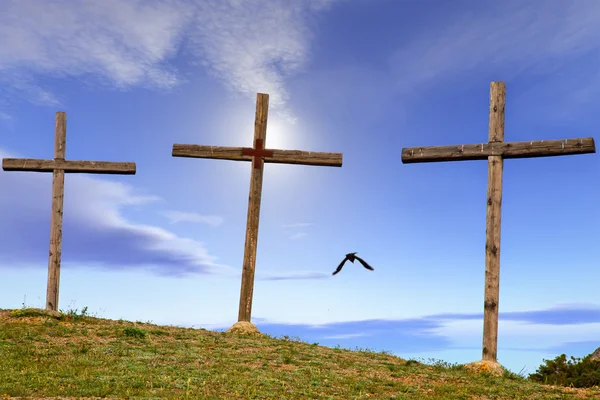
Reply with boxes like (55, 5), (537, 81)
(238, 94), (269, 322)
(47, 112), (67, 311)
(482, 82), (505, 361)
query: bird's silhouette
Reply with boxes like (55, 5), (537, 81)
(332, 252), (374, 275)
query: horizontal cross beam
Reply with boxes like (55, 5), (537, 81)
(2, 159), (136, 174)
(172, 144), (342, 167)
(401, 137), (595, 163)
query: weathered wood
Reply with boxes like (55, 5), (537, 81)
(400, 82), (596, 364)
(172, 92), (343, 323)
(172, 145), (343, 167)
(1, 111), (137, 311)
(2, 159), (136, 174)
(47, 112), (66, 312)
(482, 82), (505, 362)
(401, 137), (595, 163)
(238, 94), (269, 322)
(242, 138), (273, 169)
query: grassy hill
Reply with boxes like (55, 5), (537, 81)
(2, 307), (599, 399)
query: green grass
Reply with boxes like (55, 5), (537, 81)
(1, 307), (599, 399)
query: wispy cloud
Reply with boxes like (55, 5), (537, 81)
(289, 232), (307, 240)
(0, 0), (194, 113)
(282, 222), (313, 240)
(187, 0), (341, 120)
(0, 149), (337, 281)
(258, 270), (330, 281)
(163, 211), (223, 227)
(390, 1), (600, 107)
(0, 149), (234, 277)
(253, 317), (451, 354)
(238, 304), (600, 357)
(0, 0), (341, 119)
(322, 332), (371, 340)
(428, 304), (600, 326)
(172, 304), (600, 374)
(282, 222), (314, 228)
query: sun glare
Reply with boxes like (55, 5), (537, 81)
(203, 100), (333, 191)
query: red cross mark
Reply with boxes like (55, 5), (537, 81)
(242, 138), (274, 169)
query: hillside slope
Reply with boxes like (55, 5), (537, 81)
(1, 308), (599, 399)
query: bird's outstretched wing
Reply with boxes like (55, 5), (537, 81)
(354, 255), (374, 271)
(332, 257), (349, 275)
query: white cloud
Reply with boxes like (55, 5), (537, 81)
(0, 0), (192, 100)
(187, 0), (340, 121)
(289, 232), (307, 240)
(306, 0), (341, 12)
(258, 270), (330, 281)
(163, 211), (224, 227)
(0, 0), (341, 119)
(321, 332), (371, 340)
(282, 222), (313, 239)
(0, 149), (332, 281)
(282, 222), (314, 228)
(551, 302), (600, 311)
(0, 148), (234, 277)
(425, 318), (600, 352)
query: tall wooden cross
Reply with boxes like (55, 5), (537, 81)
(172, 93), (343, 323)
(2, 112), (136, 312)
(401, 82), (596, 364)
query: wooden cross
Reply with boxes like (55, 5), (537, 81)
(401, 82), (595, 364)
(2, 112), (136, 312)
(172, 93), (343, 323)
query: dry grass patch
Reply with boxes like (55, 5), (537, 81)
(2, 307), (600, 399)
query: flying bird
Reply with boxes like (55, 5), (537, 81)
(332, 252), (374, 275)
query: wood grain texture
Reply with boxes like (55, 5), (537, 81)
(238, 93), (269, 323)
(2, 159), (136, 174)
(482, 82), (505, 362)
(1, 111), (137, 312)
(172, 145), (343, 167)
(47, 112), (66, 312)
(401, 137), (595, 163)
(242, 138), (274, 169)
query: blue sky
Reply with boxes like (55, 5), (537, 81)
(1, 0), (599, 376)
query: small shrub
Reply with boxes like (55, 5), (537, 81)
(10, 308), (49, 318)
(529, 353), (600, 388)
(123, 326), (147, 339)
(57, 306), (90, 322)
